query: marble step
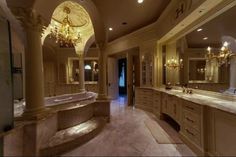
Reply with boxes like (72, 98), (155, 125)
(40, 117), (106, 156)
(57, 103), (94, 131)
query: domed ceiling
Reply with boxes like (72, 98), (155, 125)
(52, 1), (90, 28)
(42, 1), (94, 52)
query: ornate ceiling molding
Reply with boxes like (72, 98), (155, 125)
(52, 1), (90, 28)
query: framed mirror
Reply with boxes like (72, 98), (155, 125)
(189, 59), (206, 82)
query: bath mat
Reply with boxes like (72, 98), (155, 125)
(144, 119), (183, 144)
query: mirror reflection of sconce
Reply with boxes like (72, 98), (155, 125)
(206, 42), (236, 66)
(165, 57), (183, 69)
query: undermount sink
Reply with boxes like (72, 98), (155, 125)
(170, 89), (183, 93)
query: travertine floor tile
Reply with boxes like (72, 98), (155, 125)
(62, 97), (196, 156)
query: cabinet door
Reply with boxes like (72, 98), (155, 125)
(208, 109), (236, 156)
(162, 94), (168, 114)
(0, 18), (13, 156)
(0, 18), (13, 133)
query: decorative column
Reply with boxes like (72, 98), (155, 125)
(228, 56), (236, 93)
(78, 54), (86, 92)
(97, 43), (108, 100)
(12, 8), (47, 118)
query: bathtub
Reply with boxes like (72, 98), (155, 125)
(14, 92), (97, 117)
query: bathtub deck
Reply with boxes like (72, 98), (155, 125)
(14, 92), (97, 117)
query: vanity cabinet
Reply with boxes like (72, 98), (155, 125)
(135, 88), (153, 112)
(207, 108), (236, 156)
(135, 87), (236, 156)
(180, 100), (205, 155)
(152, 91), (162, 117)
(161, 94), (182, 124)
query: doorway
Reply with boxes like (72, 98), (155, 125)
(118, 58), (127, 96)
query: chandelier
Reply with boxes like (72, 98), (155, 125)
(49, 7), (82, 47)
(165, 57), (183, 69)
(206, 42), (235, 66)
(197, 68), (206, 74)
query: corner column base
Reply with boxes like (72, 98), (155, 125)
(15, 107), (52, 121)
(96, 94), (109, 100)
(78, 89), (86, 93)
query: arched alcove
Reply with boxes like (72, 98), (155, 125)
(34, 0), (106, 44)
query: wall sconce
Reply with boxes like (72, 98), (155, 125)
(165, 57), (183, 69)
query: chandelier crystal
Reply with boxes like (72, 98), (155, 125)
(165, 57), (183, 69)
(206, 42), (235, 66)
(49, 7), (82, 47)
(218, 42), (233, 66)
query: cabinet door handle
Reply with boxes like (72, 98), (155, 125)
(174, 104), (177, 114)
(186, 106), (194, 111)
(186, 117), (195, 123)
(186, 128), (195, 136)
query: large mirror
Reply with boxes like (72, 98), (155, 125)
(189, 59), (206, 82)
(164, 4), (236, 92)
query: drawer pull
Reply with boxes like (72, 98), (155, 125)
(186, 106), (194, 111)
(186, 117), (195, 123)
(186, 128), (195, 136)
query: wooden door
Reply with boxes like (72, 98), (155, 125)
(107, 57), (118, 99)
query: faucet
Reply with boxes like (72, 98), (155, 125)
(182, 84), (193, 94)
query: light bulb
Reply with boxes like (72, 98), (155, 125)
(138, 0), (144, 3)
(223, 42), (229, 47)
(221, 47), (225, 51)
(207, 46), (211, 52)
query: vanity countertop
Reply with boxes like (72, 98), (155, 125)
(137, 87), (236, 115)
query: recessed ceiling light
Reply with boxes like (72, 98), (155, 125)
(197, 28), (203, 32)
(138, 0), (144, 4)
(203, 37), (208, 40)
(109, 27), (113, 31)
(122, 22), (127, 25)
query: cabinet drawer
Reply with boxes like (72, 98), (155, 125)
(182, 124), (201, 146)
(183, 109), (201, 132)
(142, 89), (152, 94)
(136, 104), (153, 112)
(153, 91), (161, 97)
(183, 101), (201, 114)
(143, 95), (152, 100)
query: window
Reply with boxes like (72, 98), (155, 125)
(68, 58), (99, 83)
(84, 60), (98, 82)
(119, 63), (125, 87)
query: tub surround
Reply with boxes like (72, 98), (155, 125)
(14, 92), (97, 117)
(3, 92), (110, 156)
(135, 87), (236, 156)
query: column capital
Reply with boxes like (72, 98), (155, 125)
(10, 7), (46, 33)
(77, 52), (84, 59)
(97, 42), (107, 51)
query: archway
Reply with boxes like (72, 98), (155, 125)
(6, 0), (106, 45)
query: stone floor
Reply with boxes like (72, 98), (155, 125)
(62, 96), (196, 156)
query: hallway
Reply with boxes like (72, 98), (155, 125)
(63, 97), (195, 156)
